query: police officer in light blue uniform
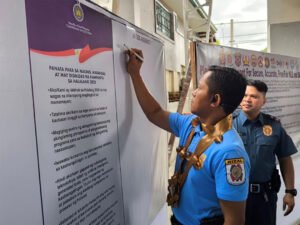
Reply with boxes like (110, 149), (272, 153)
(233, 79), (297, 225)
(126, 48), (250, 225)
(170, 113), (250, 225)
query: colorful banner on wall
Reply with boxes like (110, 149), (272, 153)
(196, 43), (300, 150)
(25, 1), (124, 225)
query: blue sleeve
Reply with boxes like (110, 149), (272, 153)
(275, 125), (298, 158)
(213, 148), (250, 201)
(169, 113), (196, 137)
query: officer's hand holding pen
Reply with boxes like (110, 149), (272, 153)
(125, 47), (144, 77)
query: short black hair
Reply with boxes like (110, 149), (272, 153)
(206, 65), (247, 114)
(247, 79), (268, 93)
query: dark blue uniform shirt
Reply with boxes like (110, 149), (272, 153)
(233, 111), (297, 183)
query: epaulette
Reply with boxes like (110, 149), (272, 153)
(232, 110), (240, 119)
(262, 113), (280, 122)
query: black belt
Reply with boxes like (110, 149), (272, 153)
(249, 181), (272, 194)
(170, 215), (224, 225)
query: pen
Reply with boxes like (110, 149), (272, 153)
(124, 44), (144, 62)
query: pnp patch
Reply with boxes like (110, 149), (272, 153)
(225, 158), (245, 185)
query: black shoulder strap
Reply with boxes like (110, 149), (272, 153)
(262, 112), (280, 122)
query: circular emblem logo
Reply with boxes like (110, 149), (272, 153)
(251, 54), (257, 67)
(235, 52), (241, 67)
(263, 125), (272, 136)
(258, 56), (264, 68)
(230, 164), (243, 181)
(73, 3), (84, 22)
(265, 57), (270, 68)
(219, 49), (226, 65)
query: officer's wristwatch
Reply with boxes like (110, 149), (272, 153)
(285, 189), (297, 196)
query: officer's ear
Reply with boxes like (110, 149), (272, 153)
(262, 94), (267, 105)
(210, 95), (216, 103)
(210, 94), (221, 107)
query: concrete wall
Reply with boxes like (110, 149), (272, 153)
(269, 21), (300, 57)
(267, 0), (300, 57)
(268, 0), (300, 24)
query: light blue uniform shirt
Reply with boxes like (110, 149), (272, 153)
(169, 113), (250, 225)
(233, 111), (297, 183)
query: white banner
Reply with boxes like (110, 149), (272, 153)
(112, 21), (168, 225)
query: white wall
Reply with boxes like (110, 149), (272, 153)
(161, 13), (186, 73)
(116, 0), (135, 25)
(268, 0), (300, 24)
(267, 0), (300, 57)
(269, 22), (300, 57)
(0, 2), (44, 224)
(116, 0), (155, 35)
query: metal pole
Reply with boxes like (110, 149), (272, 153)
(183, 0), (189, 70)
(205, 0), (212, 43)
(230, 19), (234, 47)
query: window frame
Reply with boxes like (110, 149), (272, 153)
(154, 0), (175, 41)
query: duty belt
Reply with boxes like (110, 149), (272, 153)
(249, 181), (272, 194)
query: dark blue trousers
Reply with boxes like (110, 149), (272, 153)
(245, 191), (277, 225)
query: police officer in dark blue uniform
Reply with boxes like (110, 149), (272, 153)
(233, 80), (297, 225)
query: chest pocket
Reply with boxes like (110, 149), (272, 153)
(256, 136), (277, 147)
(256, 136), (278, 161)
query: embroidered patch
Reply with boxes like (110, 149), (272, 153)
(225, 158), (245, 185)
(263, 125), (272, 136)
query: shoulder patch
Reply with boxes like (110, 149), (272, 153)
(225, 158), (245, 185)
(262, 113), (280, 122)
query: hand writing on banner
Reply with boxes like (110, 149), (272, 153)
(124, 44), (144, 62)
(125, 47), (144, 77)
